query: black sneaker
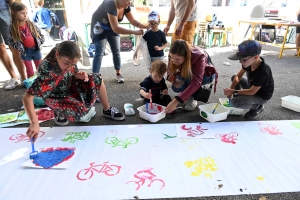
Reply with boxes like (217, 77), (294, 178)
(54, 112), (69, 125)
(244, 105), (265, 119)
(103, 107), (125, 121)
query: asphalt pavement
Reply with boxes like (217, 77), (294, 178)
(0, 42), (300, 200)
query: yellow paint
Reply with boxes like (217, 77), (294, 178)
(181, 140), (186, 143)
(185, 156), (217, 177)
(257, 176), (264, 181)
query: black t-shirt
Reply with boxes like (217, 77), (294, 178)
(90, 0), (131, 41)
(242, 57), (274, 100)
(143, 30), (167, 57)
(139, 75), (168, 99)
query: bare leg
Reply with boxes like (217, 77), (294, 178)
(0, 43), (18, 79)
(9, 46), (26, 80)
(296, 33), (300, 55)
(98, 79), (110, 110)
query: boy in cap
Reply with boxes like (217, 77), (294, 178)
(223, 40), (274, 119)
(143, 11), (168, 63)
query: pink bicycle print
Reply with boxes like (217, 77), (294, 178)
(9, 131), (45, 143)
(260, 124), (282, 135)
(181, 125), (208, 137)
(126, 168), (165, 190)
(215, 132), (238, 144)
(77, 161), (121, 181)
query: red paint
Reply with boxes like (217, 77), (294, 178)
(260, 124), (282, 135)
(9, 131), (45, 143)
(157, 106), (163, 112)
(215, 132), (238, 144)
(181, 125), (208, 137)
(77, 161), (121, 181)
(126, 168), (165, 190)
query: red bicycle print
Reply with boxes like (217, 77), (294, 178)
(215, 132), (238, 144)
(126, 168), (165, 190)
(260, 124), (282, 135)
(9, 131), (45, 143)
(181, 125), (208, 137)
(77, 161), (121, 181)
(105, 137), (138, 148)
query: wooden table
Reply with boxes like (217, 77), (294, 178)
(237, 20), (300, 58)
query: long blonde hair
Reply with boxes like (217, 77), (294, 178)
(10, 2), (41, 43)
(169, 39), (192, 80)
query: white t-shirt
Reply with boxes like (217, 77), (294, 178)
(172, 0), (198, 24)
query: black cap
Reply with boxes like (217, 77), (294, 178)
(228, 40), (262, 60)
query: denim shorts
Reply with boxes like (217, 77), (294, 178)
(21, 47), (42, 61)
(0, 9), (11, 44)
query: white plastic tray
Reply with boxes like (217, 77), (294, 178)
(281, 95), (300, 112)
(198, 103), (229, 123)
(219, 98), (247, 115)
(137, 103), (166, 123)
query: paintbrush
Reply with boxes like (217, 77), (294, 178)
(29, 138), (38, 159)
(146, 102), (149, 113)
(212, 103), (219, 114)
(149, 89), (153, 109)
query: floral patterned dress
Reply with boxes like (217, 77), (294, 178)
(27, 59), (102, 122)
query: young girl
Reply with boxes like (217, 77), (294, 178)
(8, 2), (44, 78)
(23, 41), (125, 142)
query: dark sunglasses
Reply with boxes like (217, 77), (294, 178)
(239, 56), (253, 63)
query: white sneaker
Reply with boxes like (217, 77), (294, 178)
(4, 78), (21, 90)
(116, 74), (124, 83)
(184, 97), (198, 111)
(124, 103), (135, 115)
(79, 107), (96, 122)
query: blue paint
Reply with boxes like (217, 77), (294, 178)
(32, 149), (74, 168)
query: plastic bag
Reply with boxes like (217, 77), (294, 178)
(133, 36), (151, 69)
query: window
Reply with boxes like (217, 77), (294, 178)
(212, 0), (222, 6)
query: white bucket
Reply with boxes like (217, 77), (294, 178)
(198, 103), (229, 123)
(137, 103), (166, 123)
(281, 95), (300, 112)
(219, 98), (247, 115)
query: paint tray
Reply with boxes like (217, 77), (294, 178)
(198, 103), (229, 123)
(137, 103), (166, 123)
(219, 98), (247, 115)
(281, 95), (300, 112)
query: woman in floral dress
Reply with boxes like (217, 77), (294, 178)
(23, 41), (124, 141)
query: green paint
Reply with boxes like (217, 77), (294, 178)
(291, 122), (300, 130)
(105, 137), (138, 148)
(162, 133), (177, 139)
(61, 131), (91, 143)
(0, 114), (17, 123)
(201, 111), (208, 118)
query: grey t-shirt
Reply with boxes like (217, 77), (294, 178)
(90, 0), (131, 41)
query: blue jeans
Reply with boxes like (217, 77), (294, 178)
(92, 36), (121, 73)
(21, 47), (42, 60)
(172, 74), (216, 93)
(0, 9), (10, 44)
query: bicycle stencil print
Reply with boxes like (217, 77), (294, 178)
(9, 131), (45, 143)
(260, 124), (282, 135)
(76, 161), (121, 181)
(184, 156), (218, 178)
(215, 132), (238, 144)
(181, 124), (208, 137)
(105, 137), (138, 148)
(61, 131), (91, 143)
(126, 168), (165, 190)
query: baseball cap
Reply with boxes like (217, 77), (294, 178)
(148, 11), (160, 22)
(228, 40), (262, 60)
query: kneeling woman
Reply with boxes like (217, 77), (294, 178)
(165, 39), (218, 113)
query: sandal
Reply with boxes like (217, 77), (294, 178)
(124, 103), (135, 116)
